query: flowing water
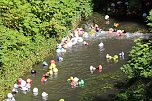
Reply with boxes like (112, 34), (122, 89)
(14, 32), (137, 101)
(13, 12), (151, 101)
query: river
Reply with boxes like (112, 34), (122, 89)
(12, 12), (151, 101)
(13, 31), (136, 101)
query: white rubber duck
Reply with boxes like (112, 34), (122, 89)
(98, 42), (104, 47)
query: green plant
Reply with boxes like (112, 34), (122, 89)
(147, 10), (152, 32)
(121, 39), (152, 78)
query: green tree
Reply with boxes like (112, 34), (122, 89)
(121, 39), (152, 78)
(147, 10), (152, 32)
(116, 39), (152, 101)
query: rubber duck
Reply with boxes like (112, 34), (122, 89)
(98, 42), (104, 47)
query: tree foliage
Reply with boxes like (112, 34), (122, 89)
(0, 0), (93, 99)
(118, 10), (152, 100)
(117, 38), (152, 101)
(147, 10), (152, 32)
(121, 39), (152, 78)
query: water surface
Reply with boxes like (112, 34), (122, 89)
(15, 33), (135, 101)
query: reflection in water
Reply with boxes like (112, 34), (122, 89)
(41, 92), (48, 101)
(33, 92), (38, 96)
(99, 47), (105, 52)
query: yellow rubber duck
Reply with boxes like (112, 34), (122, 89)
(51, 63), (56, 69)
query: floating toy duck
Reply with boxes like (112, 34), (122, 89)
(83, 41), (89, 46)
(21, 86), (28, 92)
(119, 51), (124, 56)
(106, 54), (118, 60)
(117, 30), (123, 36)
(77, 37), (83, 42)
(73, 77), (79, 82)
(48, 70), (53, 75)
(67, 76), (73, 85)
(49, 65), (53, 70)
(12, 88), (18, 94)
(98, 42), (104, 47)
(67, 76), (84, 88)
(67, 76), (74, 81)
(33, 88), (38, 93)
(13, 84), (18, 89)
(106, 54), (112, 59)
(7, 93), (15, 101)
(63, 43), (68, 49)
(59, 99), (65, 101)
(56, 48), (66, 53)
(41, 77), (47, 84)
(12, 84), (18, 94)
(33, 88), (38, 96)
(109, 28), (114, 33)
(105, 15), (109, 20)
(57, 56), (63, 61)
(50, 63), (56, 69)
(67, 41), (73, 48)
(56, 44), (66, 53)
(43, 72), (50, 78)
(114, 23), (119, 28)
(113, 55), (118, 60)
(25, 78), (32, 90)
(26, 78), (32, 84)
(42, 92), (48, 97)
(18, 78), (26, 88)
(83, 32), (89, 38)
(42, 61), (48, 66)
(98, 65), (103, 72)
(77, 28), (84, 35)
(53, 68), (58, 73)
(79, 79), (85, 87)
(50, 60), (56, 66)
(90, 29), (96, 35)
(31, 70), (36, 75)
(71, 37), (78, 45)
(119, 51), (125, 60)
(90, 66), (96, 74)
